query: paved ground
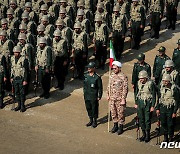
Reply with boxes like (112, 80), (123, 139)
(0, 6), (180, 154)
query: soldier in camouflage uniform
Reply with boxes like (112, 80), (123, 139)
(107, 61), (128, 135)
(135, 70), (156, 142)
(9, 0), (23, 20)
(10, 45), (29, 112)
(172, 39), (180, 74)
(156, 74), (179, 142)
(153, 46), (171, 85)
(35, 37), (52, 99)
(83, 62), (103, 128)
(52, 29), (68, 90)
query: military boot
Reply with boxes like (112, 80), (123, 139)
(111, 122), (118, 133)
(163, 134), (169, 142)
(169, 135), (174, 142)
(117, 124), (123, 135)
(139, 130), (146, 142)
(20, 102), (26, 112)
(145, 130), (150, 143)
(0, 98), (4, 109)
(14, 101), (21, 111)
(92, 118), (97, 128)
(86, 117), (93, 127)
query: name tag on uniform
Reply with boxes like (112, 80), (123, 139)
(91, 84), (95, 88)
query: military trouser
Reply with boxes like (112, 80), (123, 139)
(159, 104), (175, 137)
(151, 12), (161, 38)
(95, 40), (107, 68)
(38, 67), (51, 95)
(85, 100), (99, 119)
(54, 56), (66, 88)
(166, 4), (177, 29)
(137, 100), (152, 131)
(0, 74), (5, 107)
(112, 31), (125, 59)
(13, 77), (25, 108)
(110, 100), (126, 125)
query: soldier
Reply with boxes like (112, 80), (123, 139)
(111, 4), (127, 59)
(172, 39), (180, 73)
(156, 74), (179, 142)
(129, 0), (145, 49)
(107, 61), (128, 135)
(35, 37), (52, 99)
(83, 62), (103, 128)
(9, 0), (23, 20)
(149, 0), (164, 39)
(153, 46), (171, 85)
(166, 0), (179, 30)
(135, 70), (156, 142)
(93, 14), (108, 69)
(10, 45), (29, 112)
(52, 29), (68, 90)
(72, 22), (88, 79)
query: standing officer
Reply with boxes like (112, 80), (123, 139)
(35, 37), (52, 99)
(153, 46), (170, 85)
(156, 74), (179, 142)
(52, 29), (68, 90)
(135, 70), (156, 142)
(172, 39), (180, 73)
(10, 46), (29, 112)
(83, 62), (103, 128)
(107, 61), (128, 135)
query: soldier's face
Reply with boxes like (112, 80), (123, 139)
(75, 28), (80, 33)
(41, 10), (47, 15)
(78, 16), (83, 21)
(19, 39), (26, 45)
(25, 7), (31, 12)
(60, 13), (66, 19)
(88, 67), (95, 73)
(39, 43), (45, 49)
(139, 78), (147, 84)
(178, 44), (180, 49)
(10, 3), (16, 9)
(7, 14), (13, 19)
(159, 52), (165, 56)
(55, 36), (60, 41)
(96, 21), (102, 27)
(38, 31), (44, 35)
(20, 29), (26, 33)
(42, 21), (48, 26)
(163, 80), (170, 86)
(22, 18), (28, 23)
(165, 67), (171, 72)
(112, 65), (120, 74)
(138, 60), (144, 64)
(14, 52), (20, 57)
(118, 0), (123, 3)
(57, 25), (63, 30)
(114, 11), (119, 16)
(2, 23), (8, 29)
(0, 35), (6, 41)
(133, 1), (138, 6)
(98, 8), (103, 13)
(60, 2), (66, 7)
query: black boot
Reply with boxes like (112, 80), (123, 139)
(92, 118), (97, 128)
(117, 124), (123, 135)
(44, 92), (50, 99)
(139, 130), (146, 142)
(0, 98), (4, 109)
(169, 135), (174, 142)
(14, 102), (21, 111)
(39, 92), (45, 98)
(20, 102), (26, 112)
(163, 134), (169, 142)
(145, 130), (150, 143)
(86, 118), (93, 127)
(111, 122), (118, 133)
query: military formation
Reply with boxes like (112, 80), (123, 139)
(0, 0), (179, 145)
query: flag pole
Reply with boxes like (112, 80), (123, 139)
(108, 65), (111, 132)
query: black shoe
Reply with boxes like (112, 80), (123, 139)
(117, 124), (123, 135)
(59, 85), (64, 90)
(0, 103), (5, 109)
(111, 122), (118, 133)
(44, 93), (50, 99)
(145, 130), (150, 143)
(39, 93), (45, 98)
(163, 134), (169, 142)
(14, 106), (21, 111)
(86, 118), (93, 127)
(55, 85), (59, 89)
(139, 130), (146, 142)
(92, 119), (97, 128)
(20, 106), (26, 112)
(169, 135), (174, 142)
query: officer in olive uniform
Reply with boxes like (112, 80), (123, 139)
(156, 74), (179, 142)
(10, 46), (29, 112)
(135, 70), (156, 142)
(83, 62), (103, 128)
(52, 29), (68, 90)
(153, 46), (171, 85)
(172, 39), (180, 73)
(35, 37), (52, 99)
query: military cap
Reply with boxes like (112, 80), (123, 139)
(113, 5), (120, 12)
(112, 61), (122, 68)
(21, 12), (29, 19)
(25, 2), (32, 8)
(86, 62), (96, 68)
(138, 70), (148, 78)
(53, 29), (61, 36)
(19, 23), (27, 30)
(162, 74), (171, 81)
(164, 60), (174, 67)
(95, 14), (102, 22)
(37, 24), (45, 31)
(6, 9), (14, 15)
(13, 45), (22, 52)
(97, 2), (103, 9)
(39, 37), (47, 44)
(77, 0), (84, 7)
(132, 0), (139, 1)
(56, 18), (64, 26)
(40, 4), (48, 11)
(74, 22), (82, 29)
(59, 7), (67, 14)
(77, 9), (84, 16)
(18, 33), (27, 40)
(137, 53), (145, 61)
(9, 0), (17, 4)
(158, 46), (166, 52)
(60, 0), (67, 3)
(41, 15), (49, 22)
(1, 18), (8, 25)
(0, 30), (7, 36)
(177, 39), (180, 45)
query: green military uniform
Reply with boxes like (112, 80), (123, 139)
(83, 62), (103, 128)
(156, 74), (179, 142)
(153, 46), (171, 85)
(172, 39), (180, 73)
(135, 70), (156, 142)
(10, 46), (29, 112)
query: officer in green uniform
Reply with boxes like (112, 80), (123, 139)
(83, 62), (103, 128)
(156, 74), (179, 142)
(153, 46), (171, 85)
(135, 70), (156, 142)
(172, 39), (180, 73)
(10, 46), (29, 112)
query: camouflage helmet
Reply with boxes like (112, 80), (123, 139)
(162, 74), (171, 81)
(97, 2), (103, 9)
(18, 33), (27, 40)
(132, 0), (139, 1)
(9, 0), (17, 4)
(77, 9), (84, 16)
(164, 60), (174, 67)
(40, 4), (48, 11)
(56, 18), (64, 26)
(74, 22), (82, 29)
(0, 30), (7, 36)
(53, 29), (61, 36)
(25, 2), (32, 8)
(138, 70), (148, 78)
(113, 5), (120, 12)
(37, 24), (45, 31)
(95, 14), (102, 22)
(1, 18), (8, 25)
(6, 9), (14, 15)
(13, 45), (22, 53)
(137, 53), (145, 61)
(158, 46), (166, 52)
(59, 7), (66, 14)
(19, 23), (27, 30)
(21, 12), (29, 19)
(60, 0), (67, 3)
(77, 0), (84, 7)
(177, 39), (180, 45)
(41, 15), (49, 22)
(39, 37), (47, 44)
